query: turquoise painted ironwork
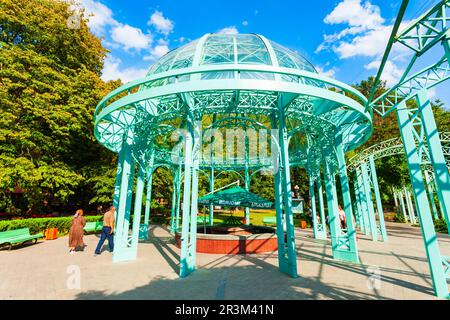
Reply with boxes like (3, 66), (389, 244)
(310, 176), (326, 240)
(95, 33), (371, 279)
(365, 0), (450, 298)
(396, 99), (448, 298)
(355, 167), (370, 236)
(316, 176), (327, 239)
(404, 187), (417, 225)
(368, 155), (387, 241)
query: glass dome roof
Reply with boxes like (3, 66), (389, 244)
(147, 33), (318, 76)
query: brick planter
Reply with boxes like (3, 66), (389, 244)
(174, 226), (277, 254)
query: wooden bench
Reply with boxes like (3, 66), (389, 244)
(263, 217), (277, 225)
(0, 228), (43, 250)
(83, 221), (103, 233)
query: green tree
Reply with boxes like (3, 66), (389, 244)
(0, 0), (119, 213)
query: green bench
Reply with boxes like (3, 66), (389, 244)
(0, 228), (43, 250)
(84, 221), (103, 233)
(197, 216), (208, 224)
(263, 217), (277, 225)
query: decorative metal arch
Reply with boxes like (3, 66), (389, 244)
(365, 0), (450, 298)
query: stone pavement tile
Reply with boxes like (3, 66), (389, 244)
(0, 221), (447, 299)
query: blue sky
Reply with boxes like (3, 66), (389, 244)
(74, 0), (449, 108)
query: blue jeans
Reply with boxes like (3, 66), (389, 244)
(95, 226), (114, 254)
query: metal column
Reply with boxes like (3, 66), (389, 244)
(396, 99), (448, 298)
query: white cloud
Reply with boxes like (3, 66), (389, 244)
(365, 60), (403, 86)
(318, 0), (412, 59)
(427, 87), (437, 99)
(317, 0), (388, 57)
(242, 21), (249, 27)
(144, 39), (170, 61)
(75, 0), (117, 35)
(217, 26), (239, 35)
(316, 66), (338, 78)
(111, 24), (152, 51)
(101, 56), (148, 83)
(324, 0), (384, 29)
(316, 0), (416, 87)
(315, 26), (366, 53)
(333, 25), (393, 58)
(149, 10), (174, 36)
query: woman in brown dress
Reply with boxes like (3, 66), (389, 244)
(69, 209), (86, 254)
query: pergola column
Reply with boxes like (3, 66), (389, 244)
(417, 89), (450, 231)
(424, 170), (439, 220)
(130, 165), (145, 251)
(175, 164), (182, 231)
(144, 167), (154, 226)
(356, 167), (370, 236)
(392, 186), (399, 219)
(113, 133), (137, 263)
(179, 114), (201, 278)
(361, 162), (378, 241)
(404, 187), (417, 224)
(209, 168), (214, 226)
(309, 176), (327, 240)
(244, 130), (250, 225)
(398, 189), (408, 222)
(112, 148), (125, 208)
(170, 166), (180, 233)
(271, 126), (286, 272)
(209, 115), (216, 226)
(316, 175), (327, 238)
(369, 155), (387, 241)
(324, 161), (343, 254)
(396, 99), (448, 298)
(138, 167), (153, 241)
(271, 102), (297, 278)
(335, 140), (359, 262)
(354, 182), (365, 233)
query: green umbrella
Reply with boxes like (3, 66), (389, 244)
(198, 186), (273, 209)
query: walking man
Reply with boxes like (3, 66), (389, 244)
(94, 206), (115, 255)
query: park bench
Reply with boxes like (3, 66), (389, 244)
(83, 221), (103, 233)
(263, 217), (277, 225)
(0, 228), (43, 250)
(197, 216), (208, 224)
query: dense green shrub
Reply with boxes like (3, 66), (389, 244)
(393, 212), (406, 223)
(0, 216), (103, 235)
(434, 219), (448, 234)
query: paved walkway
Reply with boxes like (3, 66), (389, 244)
(0, 222), (449, 299)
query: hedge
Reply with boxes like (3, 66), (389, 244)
(0, 216), (103, 236)
(434, 218), (448, 234)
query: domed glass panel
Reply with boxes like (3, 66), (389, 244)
(146, 34), (319, 76)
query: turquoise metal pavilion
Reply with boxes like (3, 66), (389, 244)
(93, 33), (372, 278)
(360, 0), (450, 298)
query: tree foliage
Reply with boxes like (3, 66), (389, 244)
(0, 0), (119, 213)
(0, 0), (449, 216)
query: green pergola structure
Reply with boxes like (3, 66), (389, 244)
(348, 132), (450, 232)
(94, 33), (371, 278)
(363, 0), (450, 298)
